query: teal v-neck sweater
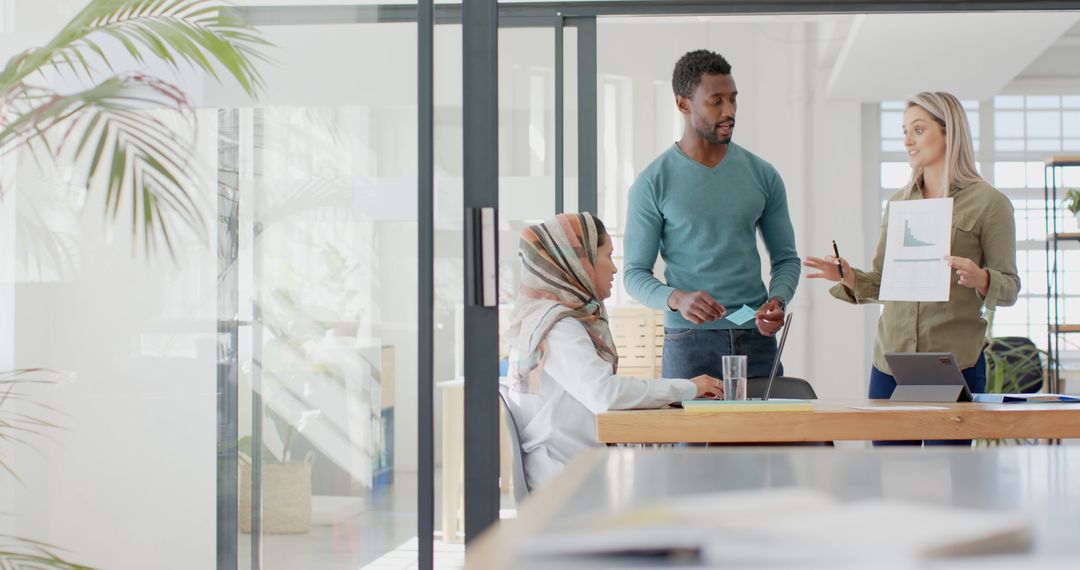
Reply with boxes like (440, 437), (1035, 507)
(623, 143), (800, 329)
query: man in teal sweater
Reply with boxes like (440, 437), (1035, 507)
(624, 49), (800, 380)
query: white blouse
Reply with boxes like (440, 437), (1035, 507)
(507, 318), (696, 490)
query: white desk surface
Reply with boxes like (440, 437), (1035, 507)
(469, 446), (1080, 568)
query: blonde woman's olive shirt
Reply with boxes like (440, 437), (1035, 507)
(830, 180), (1020, 374)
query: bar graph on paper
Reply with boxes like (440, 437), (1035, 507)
(879, 198), (953, 302)
(902, 220), (935, 248)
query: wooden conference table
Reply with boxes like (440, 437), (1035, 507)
(469, 446), (1080, 569)
(596, 400), (1080, 443)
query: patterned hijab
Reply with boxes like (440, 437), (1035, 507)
(507, 213), (619, 393)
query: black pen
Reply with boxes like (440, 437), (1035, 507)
(831, 240), (844, 279)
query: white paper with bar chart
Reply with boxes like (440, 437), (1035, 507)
(879, 198), (953, 302)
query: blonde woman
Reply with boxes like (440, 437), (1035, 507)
(506, 212), (722, 489)
(804, 92), (1019, 444)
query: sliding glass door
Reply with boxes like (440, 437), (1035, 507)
(217, 18), (423, 570)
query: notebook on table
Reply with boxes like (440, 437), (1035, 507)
(972, 392), (1080, 403)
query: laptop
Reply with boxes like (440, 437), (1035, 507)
(758, 311), (794, 401)
(884, 352), (973, 403)
(673, 311), (793, 404)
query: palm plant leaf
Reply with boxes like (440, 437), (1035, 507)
(13, 201), (79, 280)
(0, 0), (271, 256)
(0, 370), (67, 483)
(0, 0), (269, 95)
(1065, 188), (1080, 215)
(0, 373), (92, 570)
(984, 339), (1046, 394)
(2, 76), (204, 252)
(0, 534), (96, 570)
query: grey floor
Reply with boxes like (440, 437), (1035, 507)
(236, 470), (468, 565)
(235, 469), (489, 569)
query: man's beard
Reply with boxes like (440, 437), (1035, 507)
(695, 118), (733, 145)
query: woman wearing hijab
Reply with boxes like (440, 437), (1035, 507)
(506, 212), (722, 489)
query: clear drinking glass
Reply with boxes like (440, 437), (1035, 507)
(722, 355), (748, 400)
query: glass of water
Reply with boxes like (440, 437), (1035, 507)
(722, 355), (748, 400)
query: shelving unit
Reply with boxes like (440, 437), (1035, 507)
(1044, 156), (1080, 393)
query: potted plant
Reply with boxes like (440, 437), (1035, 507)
(1064, 188), (1080, 223)
(981, 311), (1049, 446)
(238, 408), (316, 534)
(235, 291), (335, 536)
(983, 311), (1047, 396)
(234, 236), (389, 533)
(984, 337), (1046, 395)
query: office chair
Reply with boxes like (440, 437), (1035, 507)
(985, 336), (1043, 394)
(745, 376), (831, 447)
(747, 376), (819, 400)
(497, 383), (530, 504)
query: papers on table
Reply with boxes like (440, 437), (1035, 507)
(522, 487), (1033, 565)
(879, 198), (953, 302)
(850, 405), (950, 411)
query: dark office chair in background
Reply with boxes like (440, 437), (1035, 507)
(747, 376), (820, 400)
(984, 336), (1044, 394)
(745, 376), (831, 447)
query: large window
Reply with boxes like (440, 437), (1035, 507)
(877, 97), (1080, 364)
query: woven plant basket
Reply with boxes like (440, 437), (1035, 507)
(239, 456), (313, 534)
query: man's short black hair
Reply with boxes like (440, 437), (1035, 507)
(672, 50), (732, 99)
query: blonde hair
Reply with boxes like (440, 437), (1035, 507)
(902, 91), (984, 199)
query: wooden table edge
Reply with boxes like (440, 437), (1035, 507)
(596, 403), (1080, 443)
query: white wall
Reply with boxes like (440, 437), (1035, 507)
(0, 140), (16, 530)
(3, 160), (218, 569)
(805, 63), (875, 399)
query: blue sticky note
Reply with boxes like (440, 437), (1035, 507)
(726, 304), (757, 325)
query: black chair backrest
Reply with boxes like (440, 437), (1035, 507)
(747, 376), (819, 400)
(985, 336), (1043, 394)
(746, 376), (831, 447)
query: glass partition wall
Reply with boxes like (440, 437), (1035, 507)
(0, 9), (434, 570)
(226, 21), (425, 570)
(0, 4), (655, 566)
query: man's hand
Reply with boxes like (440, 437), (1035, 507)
(755, 297), (785, 337)
(667, 290), (726, 325)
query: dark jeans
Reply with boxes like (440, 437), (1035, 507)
(869, 353), (987, 447)
(662, 327), (781, 380)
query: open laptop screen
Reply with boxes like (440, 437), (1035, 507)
(761, 311), (794, 401)
(670, 310), (793, 405)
